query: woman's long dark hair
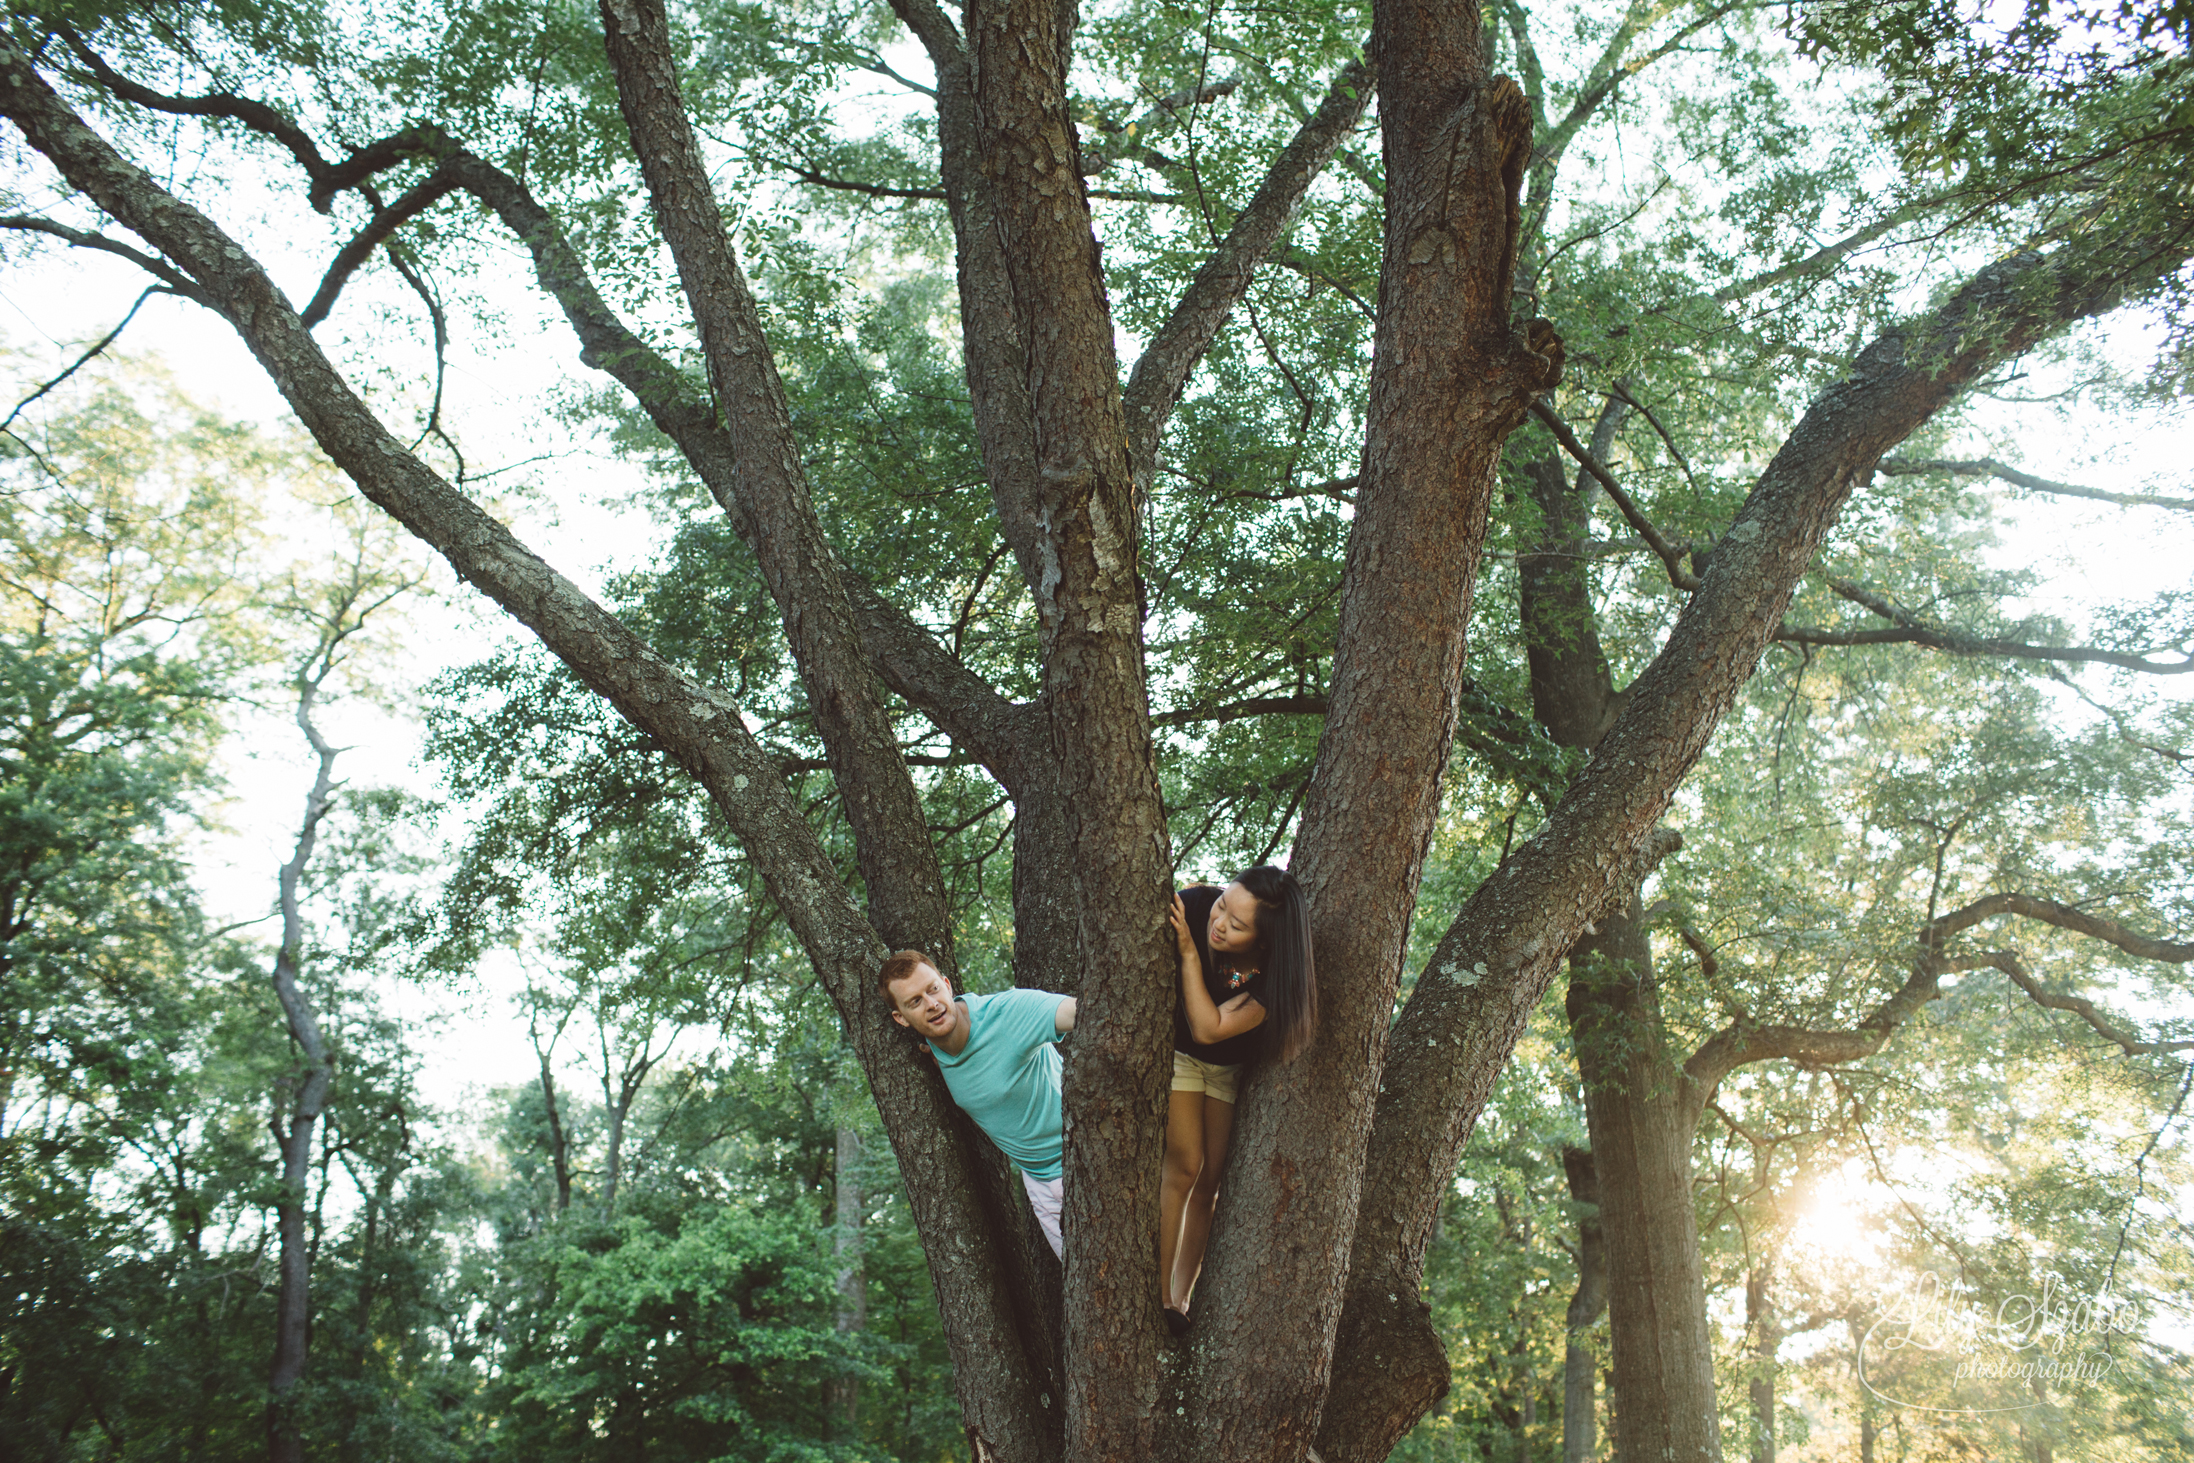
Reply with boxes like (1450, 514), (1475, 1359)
(1235, 865), (1317, 1063)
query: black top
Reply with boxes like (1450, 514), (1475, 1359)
(1173, 885), (1268, 1067)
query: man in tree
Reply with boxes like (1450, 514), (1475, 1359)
(880, 952), (1078, 1260)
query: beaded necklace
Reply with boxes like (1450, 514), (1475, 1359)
(1220, 962), (1262, 991)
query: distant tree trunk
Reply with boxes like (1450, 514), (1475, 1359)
(267, 676), (341, 1463)
(832, 1124), (867, 1429)
(1514, 1358), (1538, 1463)
(335, 1156), (398, 1463)
(527, 999), (575, 1215)
(1745, 1258), (1778, 1463)
(596, 1028), (660, 1221)
(540, 1058), (572, 1214)
(1517, 428), (1720, 1463)
(1560, 1146), (1606, 1463)
(1567, 905), (1720, 1463)
(1491, 1185), (1539, 1463)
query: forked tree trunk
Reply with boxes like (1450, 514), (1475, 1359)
(1175, 0), (1559, 1452)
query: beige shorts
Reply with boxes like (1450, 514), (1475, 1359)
(1171, 1050), (1241, 1104)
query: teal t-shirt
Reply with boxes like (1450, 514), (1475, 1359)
(934, 988), (1067, 1181)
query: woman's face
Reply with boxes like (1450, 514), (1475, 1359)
(1207, 881), (1263, 955)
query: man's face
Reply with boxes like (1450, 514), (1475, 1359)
(886, 962), (957, 1041)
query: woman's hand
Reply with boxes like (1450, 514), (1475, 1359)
(1168, 894), (1197, 955)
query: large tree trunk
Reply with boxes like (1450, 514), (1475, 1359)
(1513, 426), (1721, 1463)
(945, 6), (1181, 1457)
(1175, 0), (1558, 1452)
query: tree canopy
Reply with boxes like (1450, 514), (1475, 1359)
(2, 0), (2190, 1459)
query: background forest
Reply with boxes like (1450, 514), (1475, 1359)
(3, 0), (2192, 1460)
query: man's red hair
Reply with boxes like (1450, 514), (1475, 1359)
(877, 949), (936, 998)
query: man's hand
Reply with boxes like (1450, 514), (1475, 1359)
(1054, 996), (1077, 1034)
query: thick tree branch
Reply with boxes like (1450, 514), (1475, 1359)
(54, 24), (335, 188)
(1879, 455), (2194, 513)
(1122, 55), (1373, 483)
(311, 127), (447, 210)
(598, 0), (955, 967)
(1683, 891), (2194, 1097)
(1322, 223), (2194, 1460)
(1774, 577), (2194, 674)
(1931, 890), (2194, 964)
(217, 112), (1046, 846)
(1983, 949), (2194, 1055)
(784, 162), (1173, 206)
(1151, 693), (1327, 726)
(1205, 2), (1562, 1454)
(0, 43), (1056, 1463)
(886, 0), (1050, 599)
(839, 571), (1042, 791)
(785, 166), (946, 201)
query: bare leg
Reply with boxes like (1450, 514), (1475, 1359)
(1158, 1089), (1207, 1315)
(1168, 1093), (1236, 1312)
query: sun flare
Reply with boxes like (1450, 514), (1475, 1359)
(1786, 1175), (1883, 1269)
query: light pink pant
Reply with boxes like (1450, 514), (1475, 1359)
(1021, 1171), (1064, 1259)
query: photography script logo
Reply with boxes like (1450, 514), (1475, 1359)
(1858, 1271), (2138, 1413)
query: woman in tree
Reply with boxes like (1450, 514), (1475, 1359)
(1159, 865), (1318, 1332)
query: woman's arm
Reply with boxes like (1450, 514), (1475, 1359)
(1170, 895), (1269, 1045)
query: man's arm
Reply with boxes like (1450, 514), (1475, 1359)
(1053, 996), (1076, 1034)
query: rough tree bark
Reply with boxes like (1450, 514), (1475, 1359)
(939, 2), (1184, 1451)
(1313, 233), (2189, 1463)
(595, 1023), (664, 1220)
(1569, 905), (1721, 1463)
(1173, 0), (1559, 1452)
